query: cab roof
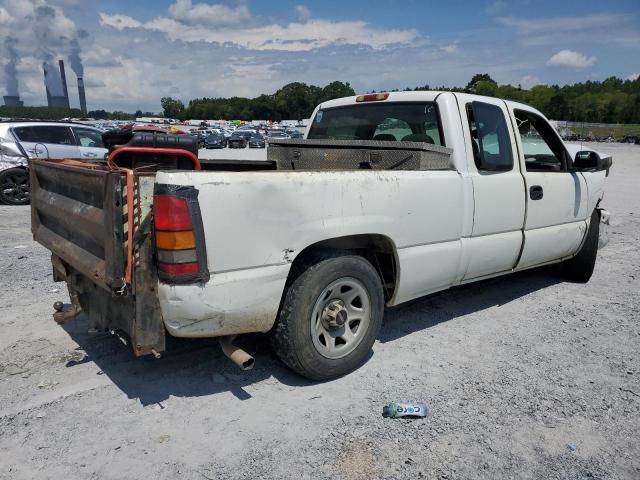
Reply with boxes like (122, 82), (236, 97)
(317, 91), (540, 116)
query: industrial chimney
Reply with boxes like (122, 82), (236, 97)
(58, 60), (70, 109)
(43, 61), (69, 109)
(77, 77), (87, 114)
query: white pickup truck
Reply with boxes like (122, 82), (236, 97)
(30, 91), (611, 380)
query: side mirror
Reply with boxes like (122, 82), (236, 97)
(573, 150), (612, 174)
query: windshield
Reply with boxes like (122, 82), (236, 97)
(307, 102), (444, 145)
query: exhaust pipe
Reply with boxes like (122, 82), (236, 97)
(219, 336), (254, 370)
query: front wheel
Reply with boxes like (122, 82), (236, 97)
(562, 209), (599, 283)
(270, 254), (384, 380)
(0, 167), (30, 205)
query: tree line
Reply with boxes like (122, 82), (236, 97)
(161, 80), (356, 121)
(454, 74), (640, 124)
(159, 75), (640, 124)
(2, 75), (639, 124)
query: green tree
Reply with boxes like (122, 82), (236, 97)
(160, 97), (185, 119)
(465, 73), (496, 93)
(319, 81), (355, 103)
(110, 111), (134, 120)
(547, 95), (568, 120)
(87, 109), (109, 119)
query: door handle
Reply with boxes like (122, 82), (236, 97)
(83, 152), (97, 158)
(529, 185), (543, 200)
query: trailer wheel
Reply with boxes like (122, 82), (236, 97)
(0, 167), (30, 205)
(271, 254), (384, 381)
(562, 209), (599, 283)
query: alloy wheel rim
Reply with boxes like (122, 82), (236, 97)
(1, 173), (29, 203)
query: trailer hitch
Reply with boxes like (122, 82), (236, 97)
(52, 291), (82, 324)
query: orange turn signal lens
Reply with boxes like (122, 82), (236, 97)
(156, 230), (196, 250)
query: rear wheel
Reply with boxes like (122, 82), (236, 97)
(0, 167), (30, 205)
(562, 209), (599, 283)
(271, 254), (384, 380)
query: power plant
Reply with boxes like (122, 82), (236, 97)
(3, 57), (87, 112)
(2, 16), (88, 113)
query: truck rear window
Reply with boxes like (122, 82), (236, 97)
(307, 102), (444, 145)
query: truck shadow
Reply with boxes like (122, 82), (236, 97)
(61, 267), (560, 406)
(379, 267), (561, 343)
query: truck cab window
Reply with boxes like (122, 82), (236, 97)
(466, 102), (513, 171)
(308, 102), (444, 146)
(515, 110), (569, 172)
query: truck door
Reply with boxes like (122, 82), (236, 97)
(507, 107), (588, 269)
(459, 97), (526, 280)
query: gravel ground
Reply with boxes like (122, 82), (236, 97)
(0, 142), (638, 480)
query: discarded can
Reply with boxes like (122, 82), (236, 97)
(382, 402), (429, 418)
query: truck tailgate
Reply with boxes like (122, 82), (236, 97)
(30, 159), (126, 292)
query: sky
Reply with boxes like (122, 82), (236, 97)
(0, 0), (639, 112)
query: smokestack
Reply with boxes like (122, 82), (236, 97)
(4, 37), (20, 100)
(77, 77), (86, 114)
(58, 60), (70, 109)
(43, 62), (52, 107)
(43, 60), (67, 108)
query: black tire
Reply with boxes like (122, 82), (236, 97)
(0, 167), (30, 205)
(271, 254), (384, 381)
(562, 209), (599, 283)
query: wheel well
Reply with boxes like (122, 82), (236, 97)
(288, 234), (398, 302)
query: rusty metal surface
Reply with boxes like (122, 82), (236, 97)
(132, 218), (166, 356)
(30, 159), (125, 291)
(32, 160), (165, 357)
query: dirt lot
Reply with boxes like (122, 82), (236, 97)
(0, 142), (638, 480)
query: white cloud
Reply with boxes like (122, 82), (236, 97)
(498, 14), (625, 34)
(498, 13), (634, 48)
(547, 50), (596, 68)
(98, 13), (141, 30)
(520, 75), (543, 89)
(295, 5), (311, 22)
(99, 1), (418, 52)
(440, 43), (458, 54)
(626, 72), (639, 81)
(167, 0), (251, 27)
(0, 7), (11, 24)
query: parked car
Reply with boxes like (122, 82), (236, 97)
(228, 131), (252, 148)
(28, 91), (611, 381)
(266, 130), (291, 141)
(248, 133), (266, 148)
(205, 133), (227, 149)
(288, 130), (304, 139)
(0, 121), (107, 205)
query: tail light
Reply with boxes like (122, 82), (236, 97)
(154, 185), (209, 284)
